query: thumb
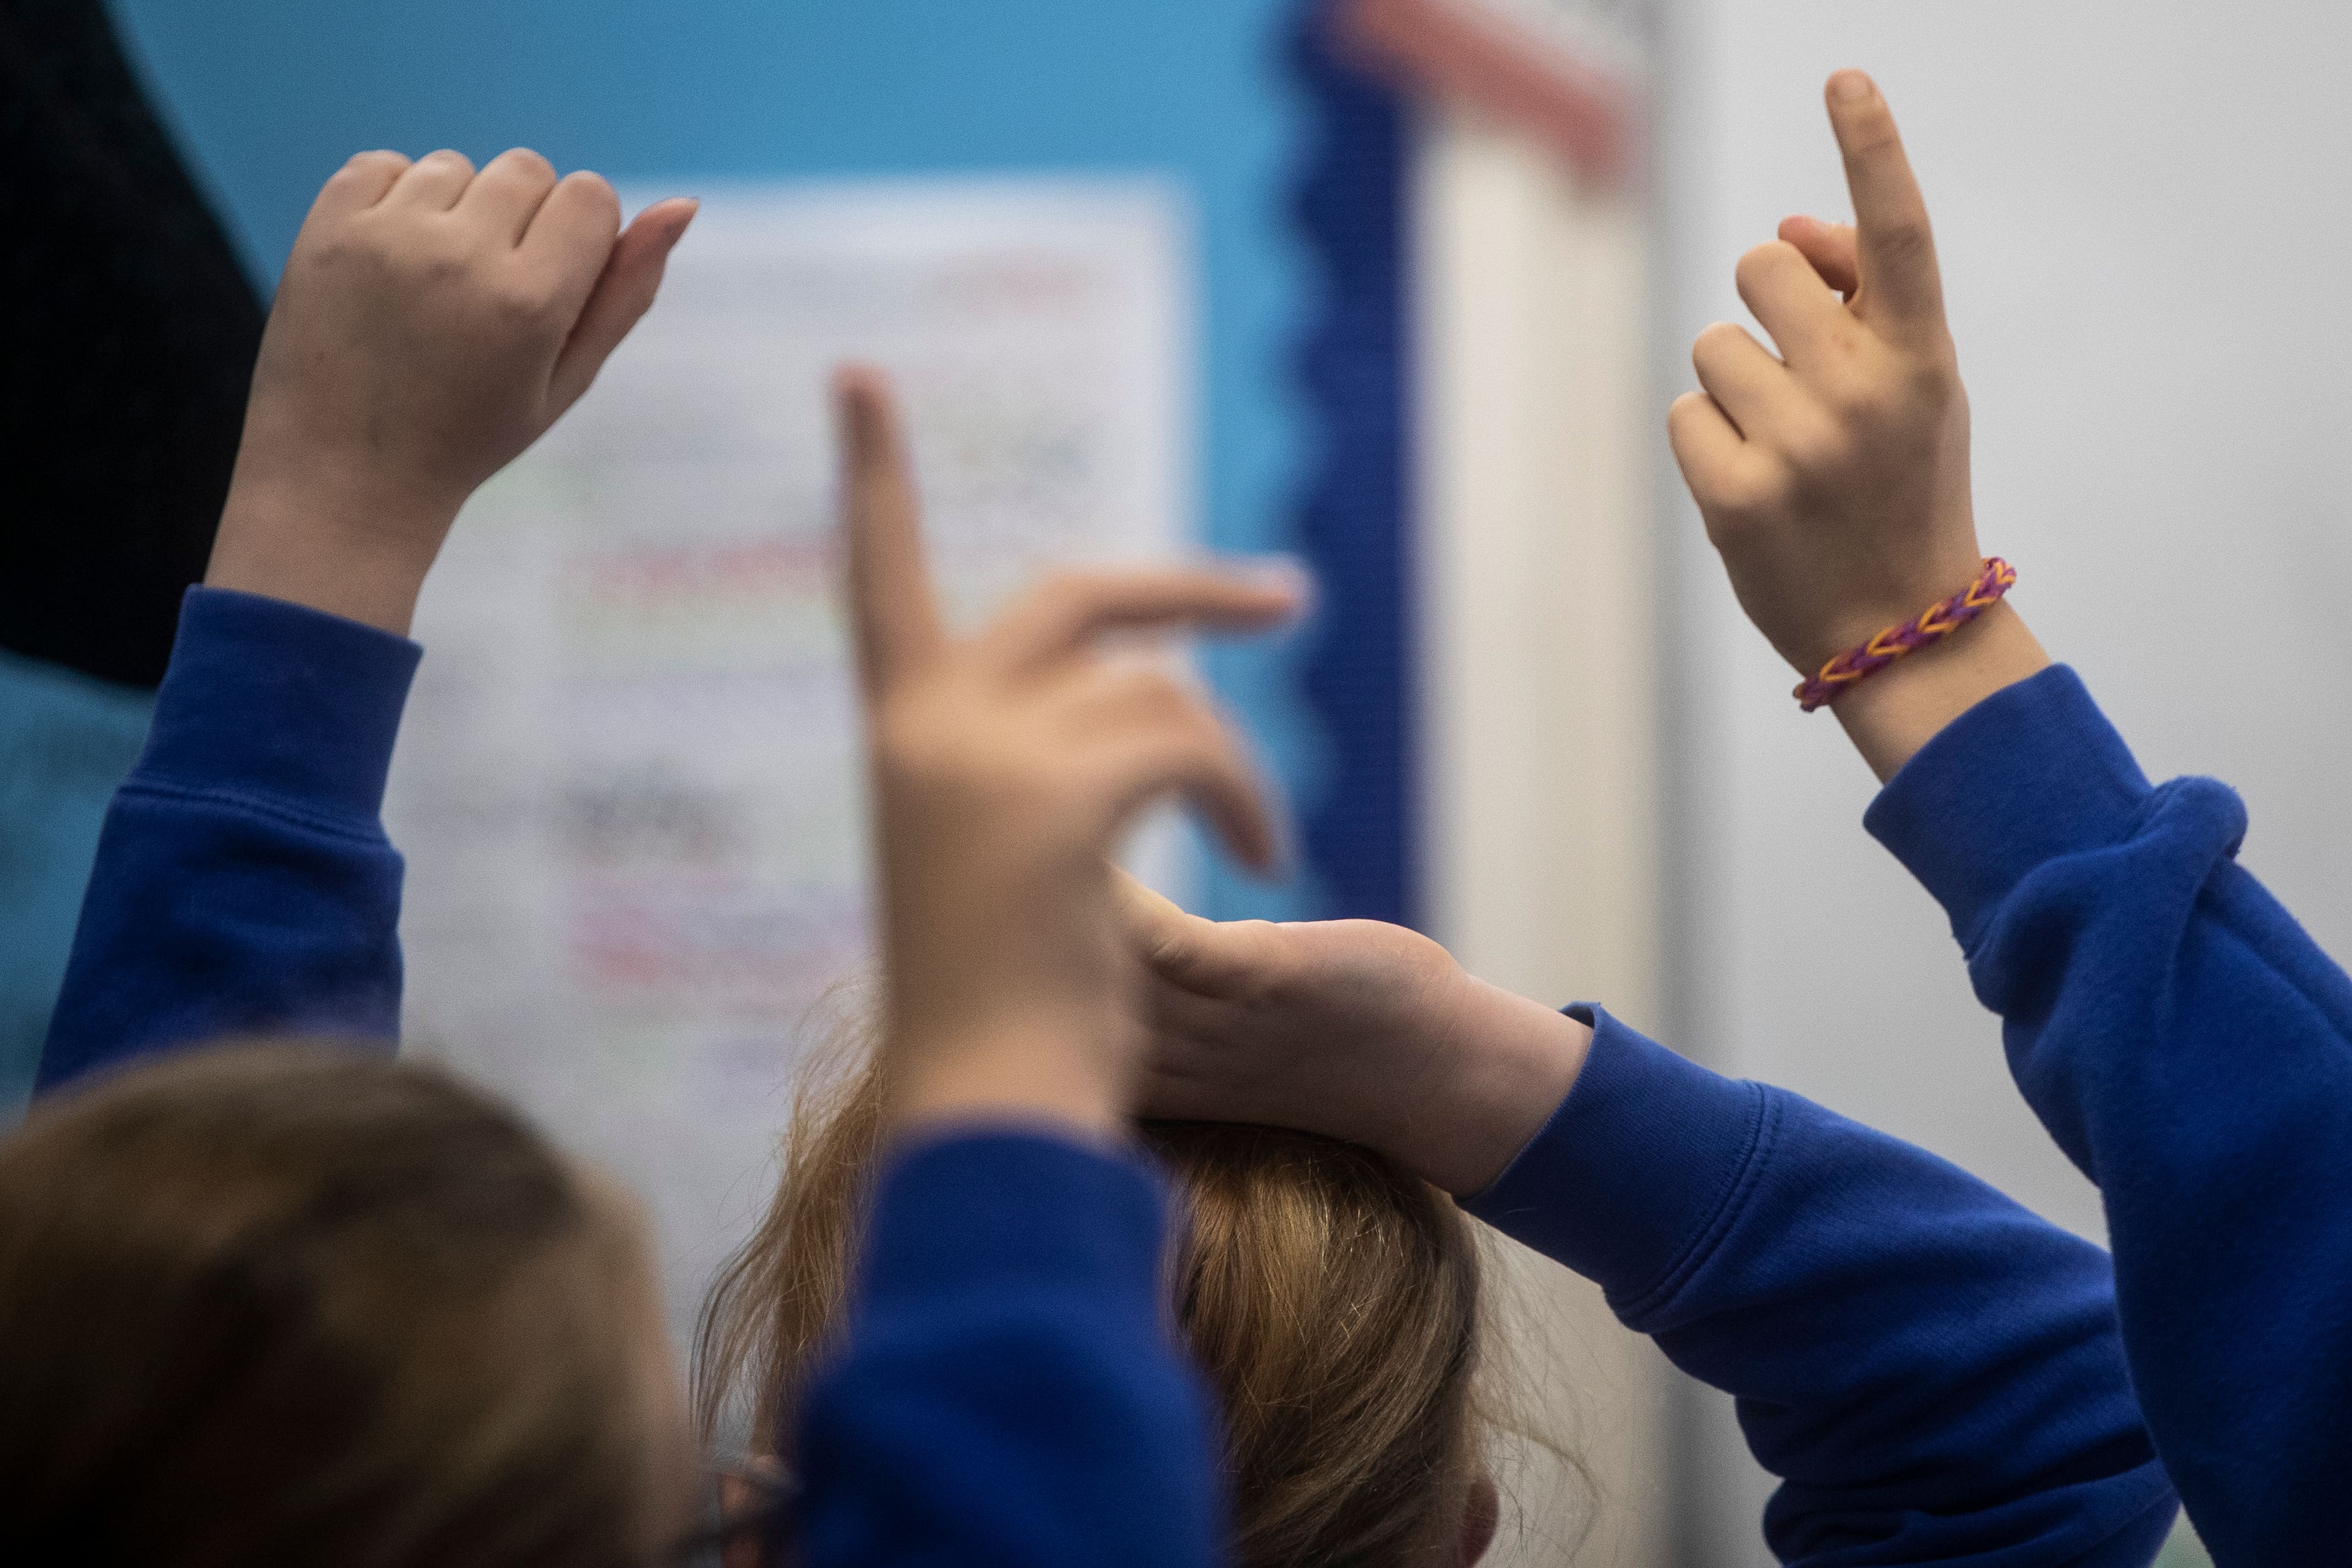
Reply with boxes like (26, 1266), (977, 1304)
(549, 197), (698, 414)
(1113, 868), (1233, 990)
(1778, 213), (1859, 299)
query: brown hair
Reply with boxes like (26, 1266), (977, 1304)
(0, 1043), (688, 1568)
(698, 1029), (1492, 1567)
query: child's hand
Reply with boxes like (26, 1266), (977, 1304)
(207, 149), (698, 634)
(838, 370), (1302, 1143)
(1119, 878), (1591, 1195)
(1669, 72), (2047, 776)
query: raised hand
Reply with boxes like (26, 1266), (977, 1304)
(1119, 877), (1590, 1195)
(838, 369), (1303, 1141)
(1669, 71), (2048, 776)
(207, 148), (698, 634)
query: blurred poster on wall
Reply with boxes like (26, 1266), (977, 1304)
(385, 180), (1193, 1347)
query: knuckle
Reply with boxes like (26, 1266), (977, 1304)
(350, 221), (462, 288)
(405, 241), (476, 294)
(1821, 368), (1891, 424)
(1873, 217), (1935, 269)
(1733, 241), (1792, 294)
(1666, 390), (1713, 437)
(499, 146), (556, 180)
(1706, 462), (1787, 523)
(305, 224), (378, 272)
(1778, 417), (1853, 477)
(1690, 321), (1749, 370)
(558, 169), (621, 220)
(1693, 320), (1743, 353)
(1841, 118), (1903, 162)
(489, 272), (562, 325)
(1902, 352), (1958, 407)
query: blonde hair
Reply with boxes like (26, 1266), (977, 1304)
(698, 1025), (1492, 1567)
(0, 1043), (679, 1568)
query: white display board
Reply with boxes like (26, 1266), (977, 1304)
(385, 180), (1192, 1347)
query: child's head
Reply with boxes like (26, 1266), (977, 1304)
(0, 1044), (702, 1568)
(701, 1035), (1500, 1567)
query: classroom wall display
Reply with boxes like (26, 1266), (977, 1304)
(108, 0), (1331, 918)
(385, 182), (1192, 1349)
(104, 0), (1426, 1367)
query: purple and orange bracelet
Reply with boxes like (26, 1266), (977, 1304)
(1794, 557), (2017, 713)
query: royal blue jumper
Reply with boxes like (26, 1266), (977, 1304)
(40, 588), (2184, 1566)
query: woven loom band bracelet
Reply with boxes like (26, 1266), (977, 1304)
(1792, 557), (2018, 713)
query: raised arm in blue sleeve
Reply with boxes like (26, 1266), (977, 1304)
(46, 588), (1227, 1568)
(37, 586), (419, 1092)
(1466, 1008), (2176, 1567)
(1865, 664), (2352, 1567)
(797, 1131), (1223, 1568)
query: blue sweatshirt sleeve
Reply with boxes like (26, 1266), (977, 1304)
(797, 1131), (1222, 1568)
(1865, 665), (2352, 1568)
(1466, 1008), (2176, 1567)
(48, 590), (1225, 1568)
(37, 586), (420, 1092)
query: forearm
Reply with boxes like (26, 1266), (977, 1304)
(38, 587), (419, 1092)
(1466, 1010), (2174, 1567)
(1868, 666), (2352, 1565)
(796, 1132), (1222, 1568)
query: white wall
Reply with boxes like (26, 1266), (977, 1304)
(1659, 1), (2352, 1560)
(1419, 111), (1669, 1566)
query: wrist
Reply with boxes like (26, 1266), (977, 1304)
(883, 1018), (1129, 1149)
(1399, 976), (1592, 1196)
(207, 468), (458, 637)
(1831, 599), (2051, 780)
(1780, 537), (1990, 675)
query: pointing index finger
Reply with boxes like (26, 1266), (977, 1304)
(836, 367), (946, 694)
(1824, 69), (1944, 332)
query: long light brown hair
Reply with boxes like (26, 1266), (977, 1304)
(0, 1043), (686, 1568)
(698, 1022), (1494, 1567)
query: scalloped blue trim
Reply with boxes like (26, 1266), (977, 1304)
(1288, 1), (1417, 927)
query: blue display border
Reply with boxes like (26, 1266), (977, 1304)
(1289, 1), (1417, 927)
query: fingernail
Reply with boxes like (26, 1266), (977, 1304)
(1829, 69), (1874, 102)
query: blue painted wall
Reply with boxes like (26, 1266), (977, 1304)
(110, 0), (1328, 919)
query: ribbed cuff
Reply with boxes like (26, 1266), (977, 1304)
(862, 1132), (1172, 1319)
(1462, 1007), (1769, 1310)
(1863, 664), (2153, 951)
(136, 586), (422, 821)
